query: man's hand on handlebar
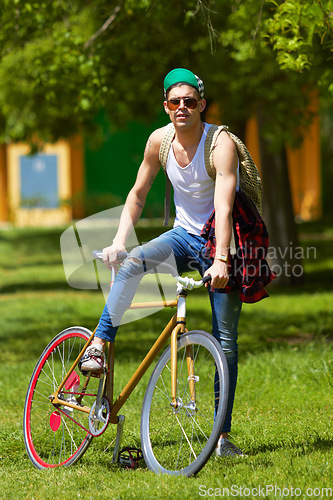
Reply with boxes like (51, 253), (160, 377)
(203, 260), (229, 289)
(102, 242), (127, 270)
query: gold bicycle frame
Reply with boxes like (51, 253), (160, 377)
(50, 290), (195, 423)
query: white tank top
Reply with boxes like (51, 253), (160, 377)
(166, 122), (239, 236)
(166, 122), (214, 235)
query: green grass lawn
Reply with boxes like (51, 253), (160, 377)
(0, 223), (332, 499)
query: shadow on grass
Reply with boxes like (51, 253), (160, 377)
(1, 224), (332, 295)
(6, 293), (331, 370)
(268, 270), (333, 295)
(1, 225), (332, 365)
(0, 226), (63, 257)
(1, 281), (70, 294)
(2, 307), (179, 364)
(250, 436), (333, 456)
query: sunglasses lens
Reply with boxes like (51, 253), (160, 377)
(167, 99), (180, 110)
(184, 98), (198, 109)
(167, 98), (199, 110)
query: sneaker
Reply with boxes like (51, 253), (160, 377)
(215, 438), (245, 458)
(79, 344), (105, 374)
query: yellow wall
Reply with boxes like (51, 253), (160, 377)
(0, 137), (86, 227)
(7, 141), (72, 227)
(0, 144), (8, 222)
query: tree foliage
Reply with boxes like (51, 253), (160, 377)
(1, 0), (331, 284)
(0, 0), (332, 146)
(265, 0), (333, 73)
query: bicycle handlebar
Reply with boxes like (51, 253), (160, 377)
(202, 274), (212, 285)
(92, 250), (212, 290)
(92, 250), (127, 262)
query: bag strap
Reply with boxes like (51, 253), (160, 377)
(205, 124), (263, 214)
(204, 124), (229, 180)
(163, 175), (172, 226)
(159, 123), (175, 226)
(159, 123), (175, 171)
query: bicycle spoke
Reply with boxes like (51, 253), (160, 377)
(141, 331), (228, 476)
(23, 328), (98, 469)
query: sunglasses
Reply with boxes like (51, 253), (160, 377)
(166, 97), (199, 111)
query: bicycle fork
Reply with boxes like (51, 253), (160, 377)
(170, 289), (196, 410)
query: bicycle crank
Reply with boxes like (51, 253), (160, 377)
(88, 396), (110, 436)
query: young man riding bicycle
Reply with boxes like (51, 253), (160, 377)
(81, 68), (274, 457)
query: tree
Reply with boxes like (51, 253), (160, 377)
(1, 1), (331, 142)
(211, 0), (332, 284)
(0, 0), (332, 283)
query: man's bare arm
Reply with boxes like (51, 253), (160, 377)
(102, 127), (165, 267)
(204, 132), (238, 288)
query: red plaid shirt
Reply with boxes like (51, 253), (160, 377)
(201, 191), (276, 303)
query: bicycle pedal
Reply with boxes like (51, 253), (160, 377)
(90, 363), (108, 379)
(118, 447), (144, 469)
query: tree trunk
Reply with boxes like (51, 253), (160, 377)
(257, 110), (303, 286)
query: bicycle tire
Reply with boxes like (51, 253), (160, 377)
(23, 326), (99, 469)
(140, 330), (229, 476)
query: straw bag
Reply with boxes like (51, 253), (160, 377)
(159, 123), (262, 225)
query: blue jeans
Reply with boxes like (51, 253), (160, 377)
(96, 226), (242, 433)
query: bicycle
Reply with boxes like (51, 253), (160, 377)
(23, 252), (229, 477)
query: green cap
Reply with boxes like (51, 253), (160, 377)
(164, 68), (204, 98)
